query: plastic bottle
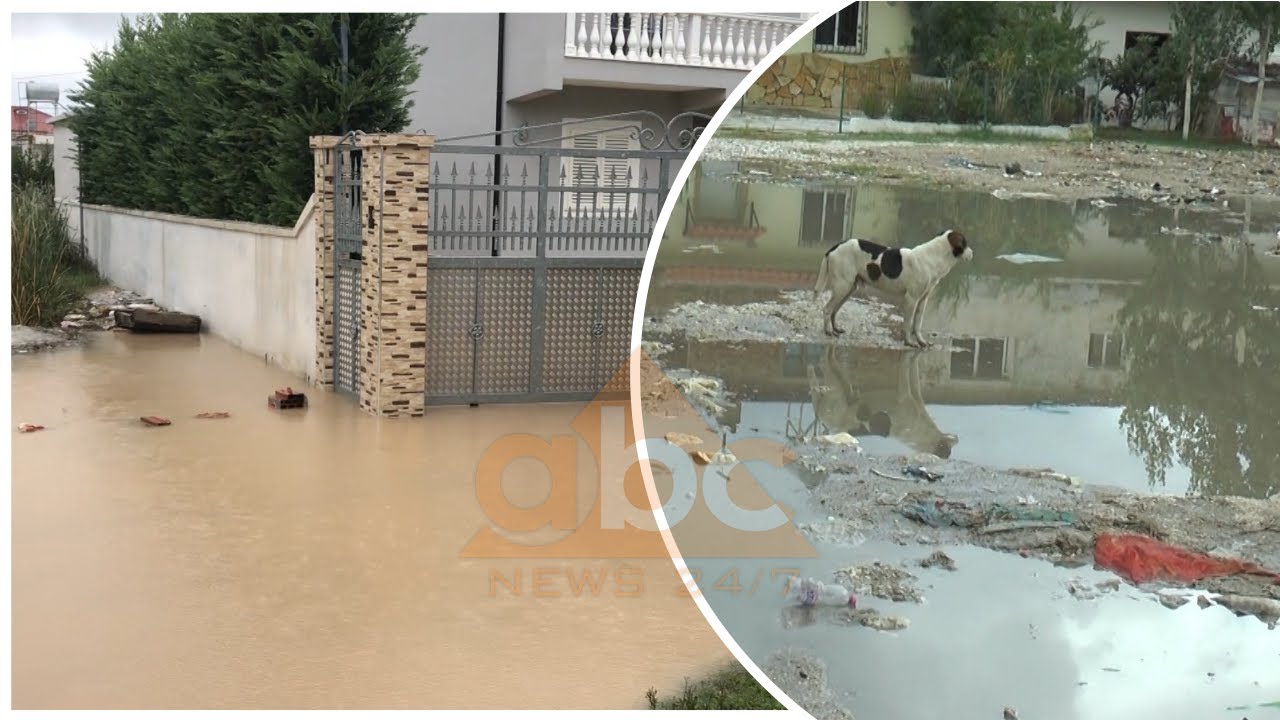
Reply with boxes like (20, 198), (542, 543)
(786, 577), (858, 608)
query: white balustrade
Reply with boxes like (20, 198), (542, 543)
(564, 12), (801, 69)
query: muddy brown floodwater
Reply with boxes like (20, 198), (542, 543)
(11, 332), (728, 710)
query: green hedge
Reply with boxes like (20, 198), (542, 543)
(69, 13), (425, 227)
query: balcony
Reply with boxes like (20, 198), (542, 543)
(563, 12), (803, 70)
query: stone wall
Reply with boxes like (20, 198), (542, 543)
(746, 53), (912, 112)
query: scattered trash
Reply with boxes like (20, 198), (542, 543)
(268, 388), (307, 410)
(1090, 198), (1117, 208)
(919, 550), (956, 571)
(871, 468), (907, 481)
(1066, 577), (1121, 600)
(140, 416), (172, 426)
(899, 500), (982, 528)
(1015, 494), (1038, 505)
(996, 253), (1064, 265)
(195, 411), (230, 419)
(986, 504), (1076, 525)
(1212, 594), (1280, 628)
(903, 465), (943, 482)
(1093, 533), (1280, 585)
(1008, 467), (1082, 487)
(17, 423), (45, 433)
(786, 577), (858, 608)
(682, 244), (723, 254)
(945, 156), (988, 171)
(854, 608), (910, 631)
(991, 188), (1058, 201)
(835, 562), (922, 603)
(1004, 162), (1022, 176)
(816, 432), (861, 448)
(710, 448), (738, 465)
(664, 432), (703, 451)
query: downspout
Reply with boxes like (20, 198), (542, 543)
(491, 12), (506, 257)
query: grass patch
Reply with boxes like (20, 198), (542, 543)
(1094, 126), (1264, 152)
(645, 663), (784, 710)
(11, 184), (103, 327)
(714, 125), (1066, 146)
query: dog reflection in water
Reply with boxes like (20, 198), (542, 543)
(807, 345), (958, 460)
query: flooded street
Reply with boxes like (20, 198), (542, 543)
(12, 332), (728, 710)
(650, 166), (1280, 499)
(643, 169), (1280, 719)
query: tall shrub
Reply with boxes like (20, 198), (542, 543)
(68, 13), (426, 226)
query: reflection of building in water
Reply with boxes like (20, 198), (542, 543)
(663, 163), (902, 262)
(929, 276), (1131, 405)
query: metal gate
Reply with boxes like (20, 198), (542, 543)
(332, 134), (363, 397)
(426, 111), (707, 406)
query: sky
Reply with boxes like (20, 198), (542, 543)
(9, 13), (138, 112)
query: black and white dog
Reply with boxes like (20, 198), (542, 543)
(814, 229), (973, 347)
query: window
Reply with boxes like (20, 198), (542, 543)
(950, 337), (1012, 380)
(814, 2), (865, 55)
(1087, 333), (1124, 369)
(799, 190), (848, 247)
(560, 119), (640, 213)
(1123, 31), (1170, 55)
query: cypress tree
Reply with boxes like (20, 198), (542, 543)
(69, 13), (425, 226)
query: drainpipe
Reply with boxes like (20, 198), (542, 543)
(492, 12), (506, 257)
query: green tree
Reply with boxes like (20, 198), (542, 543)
(1163, 3), (1248, 140)
(907, 2), (1100, 126)
(1102, 35), (1162, 128)
(68, 13), (425, 226)
(1238, 2), (1280, 146)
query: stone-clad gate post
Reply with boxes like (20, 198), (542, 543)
(311, 133), (433, 418)
(355, 133), (434, 418)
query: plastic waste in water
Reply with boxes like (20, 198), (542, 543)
(786, 577), (857, 608)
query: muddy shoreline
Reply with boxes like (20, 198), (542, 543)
(702, 134), (1280, 203)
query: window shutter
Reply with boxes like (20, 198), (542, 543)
(561, 119), (640, 213)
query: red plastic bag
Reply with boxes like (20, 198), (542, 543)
(1094, 533), (1280, 585)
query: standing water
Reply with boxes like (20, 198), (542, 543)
(12, 332), (728, 709)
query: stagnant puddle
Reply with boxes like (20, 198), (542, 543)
(650, 167), (1280, 499)
(11, 332), (728, 710)
(647, 170), (1280, 718)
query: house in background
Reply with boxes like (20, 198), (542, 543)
(746, 1), (912, 114)
(409, 12), (805, 225)
(1073, 1), (1280, 136)
(11, 105), (55, 147)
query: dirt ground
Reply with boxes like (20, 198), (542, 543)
(703, 134), (1280, 203)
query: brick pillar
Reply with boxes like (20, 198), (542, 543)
(309, 135), (342, 390)
(355, 133), (434, 418)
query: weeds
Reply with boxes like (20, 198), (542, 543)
(11, 185), (101, 327)
(645, 663), (783, 710)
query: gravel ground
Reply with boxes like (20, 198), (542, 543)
(702, 134), (1280, 202)
(645, 291), (906, 349)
